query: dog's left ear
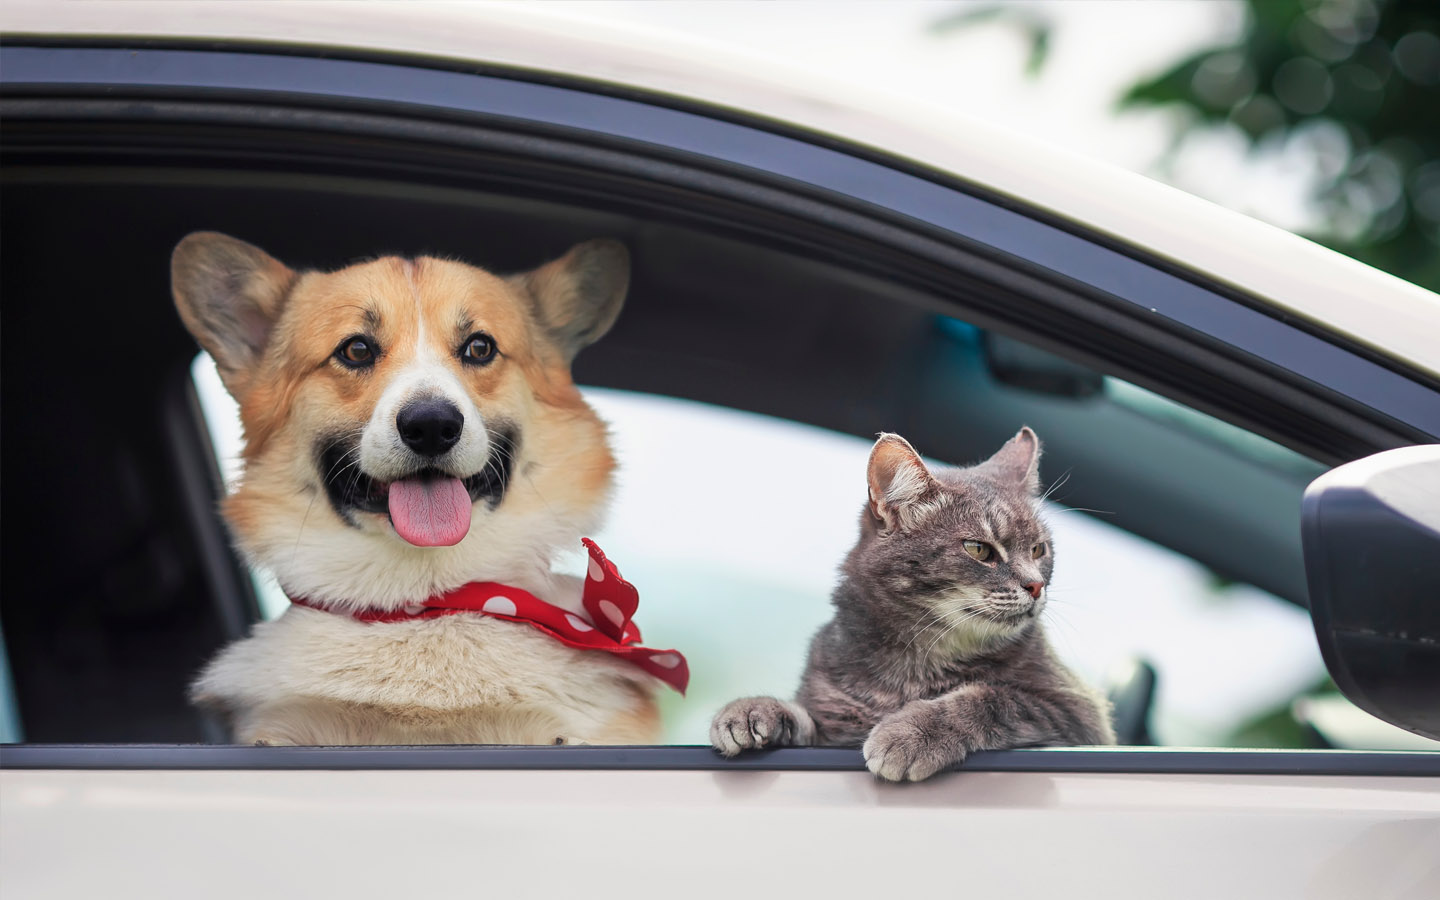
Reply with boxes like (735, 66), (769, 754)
(513, 239), (629, 363)
(172, 231), (297, 399)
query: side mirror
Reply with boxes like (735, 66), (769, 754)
(1302, 445), (1440, 741)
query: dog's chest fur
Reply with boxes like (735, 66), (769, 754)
(194, 609), (658, 744)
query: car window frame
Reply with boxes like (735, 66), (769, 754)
(2, 40), (1438, 771)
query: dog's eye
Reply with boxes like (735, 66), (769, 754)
(335, 336), (377, 368)
(460, 332), (497, 365)
(962, 540), (994, 562)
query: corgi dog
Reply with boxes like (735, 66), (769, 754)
(173, 232), (667, 745)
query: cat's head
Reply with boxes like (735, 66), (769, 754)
(846, 428), (1053, 656)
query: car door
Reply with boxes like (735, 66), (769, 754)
(1, 32), (1438, 900)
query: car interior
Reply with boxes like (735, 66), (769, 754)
(1, 131), (1329, 746)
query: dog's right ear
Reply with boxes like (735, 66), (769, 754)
(171, 232), (296, 399)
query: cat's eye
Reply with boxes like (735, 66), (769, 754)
(460, 332), (498, 365)
(335, 335), (378, 368)
(962, 540), (994, 562)
(1032, 543), (1047, 559)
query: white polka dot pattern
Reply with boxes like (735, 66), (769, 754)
(598, 599), (625, 628)
(482, 596), (517, 617)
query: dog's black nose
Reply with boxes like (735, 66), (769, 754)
(396, 399), (464, 458)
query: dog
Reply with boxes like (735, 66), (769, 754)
(174, 232), (676, 745)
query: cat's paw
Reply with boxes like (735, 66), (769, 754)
(863, 706), (966, 782)
(710, 697), (811, 756)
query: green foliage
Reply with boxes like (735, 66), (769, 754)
(941, 0), (1440, 292)
(1122, 0), (1440, 291)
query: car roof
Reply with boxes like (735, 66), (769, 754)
(5, 0), (1438, 378)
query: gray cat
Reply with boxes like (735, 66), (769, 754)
(711, 428), (1115, 781)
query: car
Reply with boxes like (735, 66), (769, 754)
(1, 3), (1437, 898)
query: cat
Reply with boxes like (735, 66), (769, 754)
(711, 427), (1115, 781)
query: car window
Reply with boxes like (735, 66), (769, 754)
(190, 343), (1366, 749)
(4, 38), (1434, 757)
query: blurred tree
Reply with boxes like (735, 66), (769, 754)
(937, 0), (1440, 292)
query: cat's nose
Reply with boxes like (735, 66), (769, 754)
(1024, 582), (1044, 599)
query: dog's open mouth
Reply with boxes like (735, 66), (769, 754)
(318, 429), (517, 547)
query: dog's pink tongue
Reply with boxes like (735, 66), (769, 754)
(387, 477), (471, 547)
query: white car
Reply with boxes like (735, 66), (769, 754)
(1, 4), (1437, 898)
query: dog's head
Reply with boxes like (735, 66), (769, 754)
(172, 232), (627, 607)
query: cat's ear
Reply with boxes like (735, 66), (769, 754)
(978, 426), (1042, 495)
(867, 433), (937, 533)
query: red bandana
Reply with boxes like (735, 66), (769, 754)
(289, 539), (689, 694)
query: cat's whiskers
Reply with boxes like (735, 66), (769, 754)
(1054, 506), (1115, 517)
(888, 597), (988, 670)
(920, 606), (1011, 659)
(1040, 613), (1103, 691)
(921, 616), (982, 658)
(898, 609), (958, 656)
(1040, 469), (1072, 505)
(1040, 605), (1086, 659)
(920, 624), (961, 659)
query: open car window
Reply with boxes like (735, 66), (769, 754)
(4, 40), (1437, 761)
(192, 340), (1412, 750)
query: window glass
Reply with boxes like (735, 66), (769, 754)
(1105, 378), (1325, 479)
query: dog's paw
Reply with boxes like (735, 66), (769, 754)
(710, 697), (810, 756)
(862, 705), (965, 782)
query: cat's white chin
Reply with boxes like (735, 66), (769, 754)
(930, 609), (1032, 660)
